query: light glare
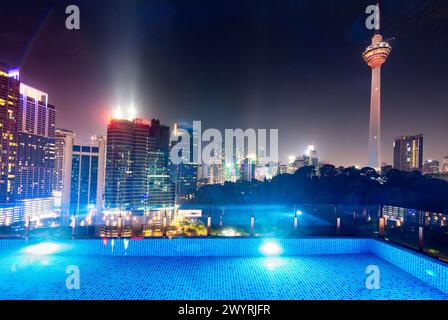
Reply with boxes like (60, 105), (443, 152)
(23, 243), (60, 255)
(261, 242), (281, 256)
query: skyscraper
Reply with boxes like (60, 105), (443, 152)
(70, 137), (106, 215)
(170, 123), (198, 203)
(15, 83), (56, 199)
(393, 134), (423, 172)
(105, 118), (151, 213)
(363, 3), (392, 170)
(0, 65), (19, 204)
(54, 128), (75, 194)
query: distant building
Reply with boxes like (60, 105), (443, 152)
(306, 145), (319, 168)
(393, 134), (423, 172)
(278, 163), (288, 175)
(442, 156), (448, 174)
(423, 160), (439, 175)
(240, 156), (256, 182)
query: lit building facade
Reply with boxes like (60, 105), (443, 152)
(170, 123), (198, 203)
(70, 138), (106, 215)
(105, 118), (151, 213)
(147, 150), (175, 209)
(442, 156), (448, 174)
(393, 134), (423, 172)
(363, 3), (392, 170)
(15, 83), (56, 200)
(105, 118), (174, 214)
(0, 65), (19, 204)
(54, 128), (75, 194)
(423, 160), (439, 175)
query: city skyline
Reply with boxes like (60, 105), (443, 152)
(1, 0), (447, 167)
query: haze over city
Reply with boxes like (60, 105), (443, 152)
(1, 0), (447, 166)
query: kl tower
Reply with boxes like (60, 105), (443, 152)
(363, 2), (392, 170)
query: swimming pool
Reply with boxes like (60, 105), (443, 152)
(0, 238), (446, 300)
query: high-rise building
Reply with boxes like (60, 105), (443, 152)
(53, 128), (75, 215)
(393, 134), (423, 172)
(15, 83), (56, 199)
(150, 119), (170, 165)
(0, 65), (19, 204)
(363, 3), (392, 170)
(105, 118), (151, 213)
(105, 117), (174, 213)
(423, 160), (440, 175)
(240, 155), (256, 182)
(70, 137), (106, 215)
(147, 150), (175, 209)
(170, 123), (198, 203)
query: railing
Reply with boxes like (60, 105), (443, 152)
(0, 204), (447, 261)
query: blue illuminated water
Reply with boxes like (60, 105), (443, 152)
(0, 245), (446, 300)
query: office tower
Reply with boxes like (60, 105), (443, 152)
(70, 137), (106, 215)
(170, 123), (198, 203)
(53, 128), (75, 214)
(54, 129), (74, 193)
(149, 119), (170, 164)
(305, 145), (319, 168)
(105, 117), (174, 213)
(105, 118), (151, 213)
(15, 83), (56, 199)
(0, 65), (19, 204)
(423, 160), (440, 175)
(442, 156), (448, 174)
(240, 155), (256, 182)
(147, 150), (175, 209)
(393, 134), (423, 172)
(363, 2), (392, 170)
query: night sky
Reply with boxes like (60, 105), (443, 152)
(1, 0), (447, 166)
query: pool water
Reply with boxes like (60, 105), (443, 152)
(0, 250), (447, 300)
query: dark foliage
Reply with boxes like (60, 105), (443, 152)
(190, 165), (448, 212)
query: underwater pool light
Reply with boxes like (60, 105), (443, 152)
(261, 242), (282, 256)
(296, 210), (303, 216)
(425, 269), (436, 277)
(23, 242), (60, 255)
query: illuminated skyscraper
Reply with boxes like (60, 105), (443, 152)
(0, 65), (19, 204)
(170, 123), (198, 203)
(70, 137), (106, 215)
(16, 83), (56, 199)
(105, 117), (174, 213)
(363, 3), (392, 170)
(393, 134), (423, 172)
(105, 118), (151, 212)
